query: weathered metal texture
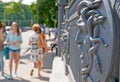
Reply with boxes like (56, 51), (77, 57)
(75, 0), (119, 82)
(69, 21), (81, 82)
(58, 0), (119, 82)
(57, 0), (68, 56)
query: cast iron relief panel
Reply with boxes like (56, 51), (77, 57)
(75, 0), (112, 82)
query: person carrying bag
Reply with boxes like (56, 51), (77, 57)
(29, 24), (46, 77)
(37, 34), (44, 48)
(37, 30), (48, 69)
(4, 43), (9, 59)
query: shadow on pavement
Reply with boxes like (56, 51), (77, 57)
(42, 70), (52, 73)
(0, 77), (30, 82)
(0, 73), (30, 82)
(37, 76), (49, 81)
(19, 61), (27, 65)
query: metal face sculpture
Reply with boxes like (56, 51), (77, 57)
(75, 0), (116, 82)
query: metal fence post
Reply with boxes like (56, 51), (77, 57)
(57, 0), (67, 56)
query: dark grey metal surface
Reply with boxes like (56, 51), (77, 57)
(57, 0), (119, 82)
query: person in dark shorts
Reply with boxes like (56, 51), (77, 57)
(6, 22), (22, 80)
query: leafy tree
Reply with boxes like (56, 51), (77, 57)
(0, 0), (58, 28)
(1, 0), (33, 27)
(0, 0), (4, 20)
(30, 2), (38, 23)
(30, 0), (58, 28)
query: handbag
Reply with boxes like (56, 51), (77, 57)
(37, 34), (44, 48)
(4, 47), (9, 59)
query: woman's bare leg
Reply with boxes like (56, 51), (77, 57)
(14, 52), (20, 74)
(30, 63), (35, 76)
(37, 61), (41, 77)
(41, 55), (44, 68)
(9, 52), (14, 75)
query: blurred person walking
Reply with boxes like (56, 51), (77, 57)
(0, 22), (6, 76)
(29, 24), (48, 77)
(51, 32), (58, 52)
(48, 30), (51, 39)
(6, 22), (22, 80)
(40, 30), (49, 69)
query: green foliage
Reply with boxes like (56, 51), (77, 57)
(0, 1), (4, 19)
(0, 0), (58, 28)
(0, 0), (34, 27)
(30, 0), (58, 28)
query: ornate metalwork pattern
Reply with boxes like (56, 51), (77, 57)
(115, 0), (120, 18)
(76, 0), (108, 82)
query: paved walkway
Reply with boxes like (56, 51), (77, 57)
(49, 57), (69, 82)
(1, 54), (53, 82)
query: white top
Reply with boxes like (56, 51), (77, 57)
(29, 33), (39, 44)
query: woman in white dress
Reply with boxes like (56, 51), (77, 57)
(29, 24), (44, 77)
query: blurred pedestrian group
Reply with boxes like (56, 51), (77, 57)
(0, 21), (51, 80)
(50, 31), (58, 52)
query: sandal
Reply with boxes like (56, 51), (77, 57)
(30, 69), (34, 76)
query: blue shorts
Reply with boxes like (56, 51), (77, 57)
(9, 48), (20, 53)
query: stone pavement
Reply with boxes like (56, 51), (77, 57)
(49, 57), (69, 82)
(1, 54), (53, 82)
